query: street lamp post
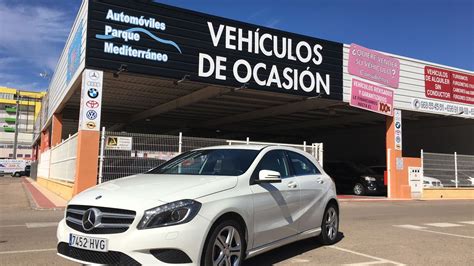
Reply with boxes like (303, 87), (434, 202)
(12, 91), (21, 158)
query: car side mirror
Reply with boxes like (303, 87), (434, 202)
(257, 170), (282, 183)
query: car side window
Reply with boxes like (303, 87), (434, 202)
(287, 151), (321, 176)
(256, 150), (290, 178)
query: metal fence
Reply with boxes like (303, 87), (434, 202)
(99, 129), (322, 183)
(422, 150), (474, 188)
(99, 131), (180, 183)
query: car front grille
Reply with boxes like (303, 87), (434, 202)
(66, 205), (136, 234)
(57, 242), (140, 265)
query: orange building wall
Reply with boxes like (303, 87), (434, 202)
(72, 130), (100, 196)
(51, 113), (63, 147)
(386, 114), (413, 199)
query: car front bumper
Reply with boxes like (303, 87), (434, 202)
(56, 214), (211, 265)
(365, 181), (387, 194)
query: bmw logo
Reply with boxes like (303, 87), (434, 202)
(88, 88), (99, 99)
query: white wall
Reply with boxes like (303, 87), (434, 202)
(41, 0), (88, 131)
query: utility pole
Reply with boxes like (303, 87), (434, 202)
(12, 91), (21, 158)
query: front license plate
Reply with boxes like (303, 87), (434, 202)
(69, 233), (108, 252)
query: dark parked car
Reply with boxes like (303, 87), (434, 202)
(324, 162), (386, 196)
(368, 165), (387, 176)
(13, 165), (31, 177)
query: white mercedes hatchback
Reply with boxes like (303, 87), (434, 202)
(57, 145), (339, 265)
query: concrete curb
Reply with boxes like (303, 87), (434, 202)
(21, 178), (66, 211)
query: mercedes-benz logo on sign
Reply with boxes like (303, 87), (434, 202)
(82, 208), (102, 231)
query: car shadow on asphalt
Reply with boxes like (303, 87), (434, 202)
(244, 232), (345, 265)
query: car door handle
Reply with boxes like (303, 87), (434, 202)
(316, 178), (324, 184)
(287, 181), (298, 188)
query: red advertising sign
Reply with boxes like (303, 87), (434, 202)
(425, 66), (452, 100)
(425, 66), (474, 105)
(451, 72), (474, 104)
(350, 79), (394, 116)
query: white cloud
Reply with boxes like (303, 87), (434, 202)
(0, 72), (44, 91)
(265, 19), (281, 28)
(0, 57), (21, 65)
(0, 3), (71, 71)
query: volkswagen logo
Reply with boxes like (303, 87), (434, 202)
(82, 208), (102, 231)
(86, 110), (98, 120)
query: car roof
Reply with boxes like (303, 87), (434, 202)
(196, 145), (309, 152)
(196, 145), (268, 151)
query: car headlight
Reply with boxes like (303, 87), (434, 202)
(137, 199), (202, 229)
(363, 176), (376, 182)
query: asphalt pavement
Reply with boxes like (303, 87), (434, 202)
(0, 176), (473, 265)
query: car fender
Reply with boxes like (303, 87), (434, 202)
(195, 187), (254, 260)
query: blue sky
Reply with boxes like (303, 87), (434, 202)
(0, 0), (472, 92)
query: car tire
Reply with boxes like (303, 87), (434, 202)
(318, 204), (339, 245)
(202, 220), (245, 266)
(353, 183), (366, 196)
(13, 172), (20, 177)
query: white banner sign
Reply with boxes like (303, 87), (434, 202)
(0, 159), (28, 173)
(79, 69), (103, 131)
(411, 98), (474, 118)
(394, 109), (402, 151)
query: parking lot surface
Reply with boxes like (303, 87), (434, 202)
(1, 177), (473, 265)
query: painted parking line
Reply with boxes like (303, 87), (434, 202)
(0, 222), (58, 228)
(287, 258), (311, 263)
(394, 225), (427, 230)
(459, 221), (474, 225)
(0, 224), (25, 228)
(25, 222), (58, 228)
(415, 229), (474, 239)
(345, 261), (396, 266)
(328, 246), (405, 266)
(393, 225), (474, 239)
(0, 248), (56, 255)
(424, 222), (463, 228)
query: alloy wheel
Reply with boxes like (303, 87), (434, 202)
(212, 226), (242, 266)
(354, 184), (363, 195)
(325, 207), (338, 241)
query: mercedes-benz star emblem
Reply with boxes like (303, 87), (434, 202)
(82, 208), (102, 231)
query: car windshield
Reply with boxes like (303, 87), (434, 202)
(350, 163), (377, 175)
(369, 166), (386, 175)
(146, 149), (259, 176)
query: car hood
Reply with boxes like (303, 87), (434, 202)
(360, 173), (384, 179)
(69, 174), (238, 210)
